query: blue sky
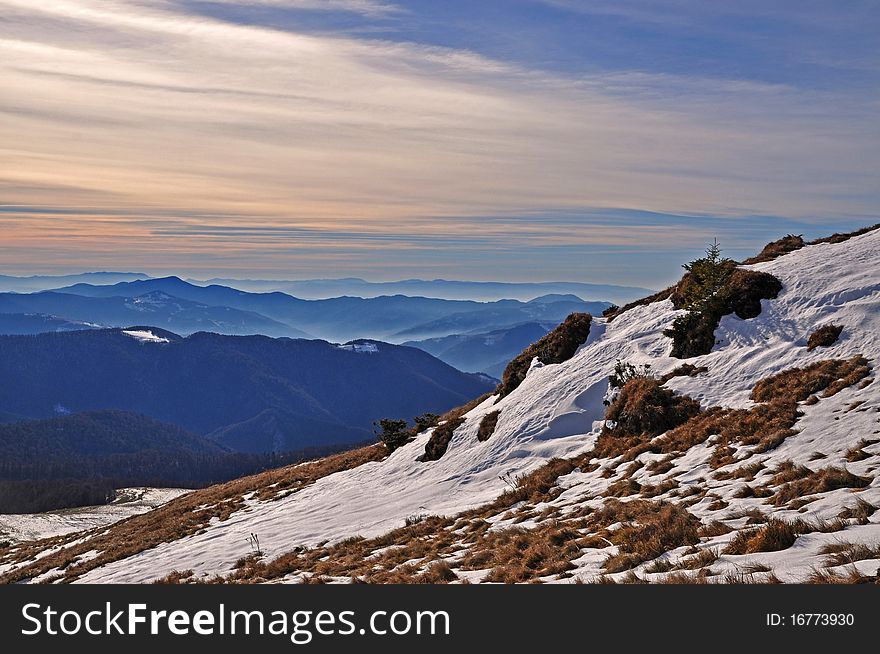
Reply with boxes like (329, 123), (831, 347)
(0, 1), (877, 286)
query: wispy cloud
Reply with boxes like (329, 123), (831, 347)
(0, 0), (877, 281)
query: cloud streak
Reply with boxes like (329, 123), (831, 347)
(0, 0), (877, 282)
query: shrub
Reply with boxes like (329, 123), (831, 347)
(604, 378), (701, 438)
(807, 324), (843, 350)
(497, 312), (592, 396)
(477, 410), (501, 442)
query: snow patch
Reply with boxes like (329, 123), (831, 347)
(122, 329), (170, 343)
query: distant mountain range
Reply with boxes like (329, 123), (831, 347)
(0, 328), (495, 454)
(0, 272), (651, 304)
(0, 272), (149, 294)
(39, 277), (609, 342)
(194, 277), (653, 304)
(404, 322), (557, 378)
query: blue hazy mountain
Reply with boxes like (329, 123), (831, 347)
(0, 272), (149, 293)
(195, 276), (653, 304)
(51, 277), (610, 342)
(0, 290), (309, 338)
(0, 328), (495, 454)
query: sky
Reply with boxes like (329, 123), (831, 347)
(1, 0), (878, 286)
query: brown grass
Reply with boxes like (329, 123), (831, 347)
(477, 410), (501, 442)
(714, 460), (766, 482)
(809, 223), (880, 245)
(807, 324), (843, 350)
(659, 364), (708, 383)
(497, 312), (592, 397)
(751, 356), (870, 403)
(698, 521), (733, 537)
(806, 567), (878, 584)
(602, 502), (700, 573)
(674, 547), (719, 571)
(742, 234), (805, 264)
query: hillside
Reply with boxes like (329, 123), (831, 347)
(0, 329), (494, 454)
(1, 227), (878, 584)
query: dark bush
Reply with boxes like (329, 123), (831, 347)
(477, 410), (501, 442)
(374, 418), (411, 452)
(665, 268), (782, 358)
(497, 312), (592, 397)
(807, 324), (843, 351)
(422, 416), (466, 461)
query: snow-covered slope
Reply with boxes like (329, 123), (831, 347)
(0, 488), (188, 544)
(4, 229), (879, 584)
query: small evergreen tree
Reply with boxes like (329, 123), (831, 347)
(374, 418), (412, 452)
(679, 239), (733, 312)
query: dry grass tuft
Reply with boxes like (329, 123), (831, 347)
(845, 439), (878, 463)
(771, 466), (871, 507)
(837, 499), (876, 524)
(819, 542), (880, 567)
(806, 567), (878, 584)
(751, 356), (870, 404)
(422, 416), (466, 462)
(659, 364), (709, 383)
(742, 234), (805, 264)
(807, 324), (843, 350)
(723, 519), (810, 555)
(809, 223), (880, 245)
